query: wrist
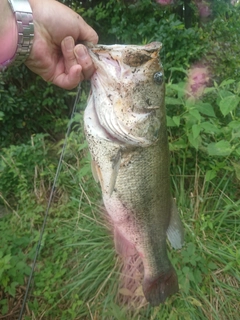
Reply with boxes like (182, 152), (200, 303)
(0, 0), (18, 66)
(0, 0), (34, 71)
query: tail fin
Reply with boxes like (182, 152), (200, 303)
(142, 267), (179, 306)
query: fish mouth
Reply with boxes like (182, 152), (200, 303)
(86, 42), (163, 147)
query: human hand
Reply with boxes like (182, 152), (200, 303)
(25, 0), (98, 89)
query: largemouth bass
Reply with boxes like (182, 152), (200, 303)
(84, 42), (184, 306)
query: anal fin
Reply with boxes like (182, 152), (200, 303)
(166, 199), (184, 249)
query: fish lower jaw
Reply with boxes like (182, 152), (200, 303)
(142, 267), (179, 306)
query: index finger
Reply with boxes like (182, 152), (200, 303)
(74, 44), (95, 80)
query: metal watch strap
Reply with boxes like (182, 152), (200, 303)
(7, 0), (34, 67)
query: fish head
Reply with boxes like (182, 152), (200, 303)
(87, 42), (165, 146)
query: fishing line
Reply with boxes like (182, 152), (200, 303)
(18, 84), (82, 320)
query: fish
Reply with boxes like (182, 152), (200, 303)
(84, 42), (184, 306)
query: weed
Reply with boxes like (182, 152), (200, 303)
(0, 105), (239, 319)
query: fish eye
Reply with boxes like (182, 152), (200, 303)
(153, 71), (164, 85)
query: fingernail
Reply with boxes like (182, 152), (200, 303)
(75, 45), (88, 60)
(63, 36), (74, 52)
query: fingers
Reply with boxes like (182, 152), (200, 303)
(55, 36), (94, 90)
(49, 37), (96, 90)
(53, 64), (83, 90)
(61, 36), (78, 74)
(62, 37), (95, 81)
(52, 36), (81, 89)
(74, 44), (95, 80)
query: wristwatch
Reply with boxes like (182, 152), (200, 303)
(0, 0), (34, 71)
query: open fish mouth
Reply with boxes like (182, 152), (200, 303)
(85, 42), (164, 147)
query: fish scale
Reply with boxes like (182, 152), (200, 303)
(84, 42), (184, 306)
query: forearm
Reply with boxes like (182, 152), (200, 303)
(0, 0), (18, 65)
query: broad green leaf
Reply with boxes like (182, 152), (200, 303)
(195, 102), (216, 117)
(2, 276), (9, 288)
(165, 97), (182, 105)
(203, 87), (216, 94)
(219, 95), (240, 116)
(169, 82), (186, 98)
(1, 304), (8, 316)
(173, 116), (181, 127)
(182, 266), (190, 275)
(200, 122), (221, 134)
(7, 282), (18, 297)
(205, 170), (216, 182)
(192, 124), (201, 139)
(188, 270), (195, 281)
(232, 162), (240, 180)
(185, 98), (195, 110)
(236, 147), (240, 156)
(169, 138), (188, 150)
(218, 89), (233, 98)
(167, 116), (177, 127)
(189, 109), (201, 121)
(207, 140), (232, 156)
(16, 261), (26, 269)
(72, 113), (83, 122)
(187, 243), (196, 255)
(219, 79), (235, 87)
(188, 132), (200, 149)
(193, 269), (202, 285)
(228, 120), (240, 129)
(232, 130), (240, 140)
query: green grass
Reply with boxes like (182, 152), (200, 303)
(0, 119), (239, 319)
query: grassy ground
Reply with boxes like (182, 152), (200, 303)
(0, 110), (239, 319)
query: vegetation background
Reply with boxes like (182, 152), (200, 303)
(0, 0), (239, 319)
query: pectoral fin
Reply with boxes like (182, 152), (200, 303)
(166, 199), (184, 249)
(91, 159), (99, 183)
(91, 159), (105, 192)
(109, 149), (122, 195)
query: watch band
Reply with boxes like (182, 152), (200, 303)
(0, 0), (34, 71)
